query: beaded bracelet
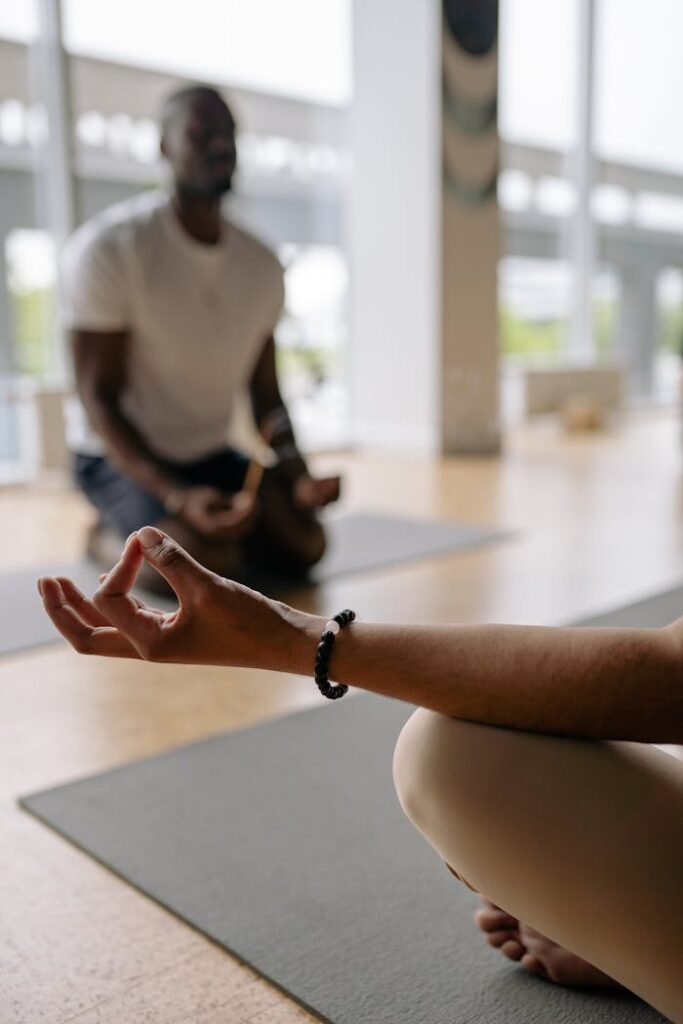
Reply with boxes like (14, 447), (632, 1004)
(314, 608), (356, 700)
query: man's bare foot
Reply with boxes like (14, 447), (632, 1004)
(475, 900), (622, 989)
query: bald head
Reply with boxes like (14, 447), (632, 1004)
(160, 84), (237, 198)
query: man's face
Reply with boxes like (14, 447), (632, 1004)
(163, 93), (237, 198)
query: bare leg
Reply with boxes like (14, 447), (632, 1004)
(475, 741), (683, 989)
(393, 710), (683, 1022)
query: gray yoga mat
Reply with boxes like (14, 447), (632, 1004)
(21, 693), (664, 1023)
(570, 581), (683, 629)
(312, 511), (505, 581)
(0, 511), (505, 658)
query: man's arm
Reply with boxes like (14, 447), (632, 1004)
(72, 329), (178, 504)
(74, 331), (258, 537)
(248, 336), (340, 508)
(248, 335), (308, 480)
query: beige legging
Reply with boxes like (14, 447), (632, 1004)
(392, 710), (683, 1023)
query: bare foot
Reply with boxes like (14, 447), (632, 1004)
(475, 900), (622, 989)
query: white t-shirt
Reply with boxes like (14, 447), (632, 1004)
(60, 191), (285, 461)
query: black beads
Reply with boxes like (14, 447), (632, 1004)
(313, 610), (356, 701)
(333, 609), (356, 627)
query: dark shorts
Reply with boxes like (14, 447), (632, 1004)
(74, 447), (250, 538)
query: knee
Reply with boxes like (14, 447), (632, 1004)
(273, 517), (327, 572)
(393, 709), (453, 831)
(296, 520), (327, 569)
(392, 709), (485, 837)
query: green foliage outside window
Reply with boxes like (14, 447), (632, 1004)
(659, 303), (683, 356)
(11, 286), (55, 377)
(500, 299), (617, 360)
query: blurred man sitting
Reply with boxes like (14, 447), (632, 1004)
(61, 84), (340, 590)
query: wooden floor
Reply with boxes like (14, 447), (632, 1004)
(2, 409), (683, 1023)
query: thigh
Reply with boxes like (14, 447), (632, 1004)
(393, 710), (683, 1020)
(74, 455), (165, 537)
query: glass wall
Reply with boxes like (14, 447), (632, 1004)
(4, 1), (683, 472)
(593, 0), (683, 400)
(498, 0), (578, 368)
(0, 0), (45, 479)
(499, 0), (683, 408)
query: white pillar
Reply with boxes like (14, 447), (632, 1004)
(349, 0), (441, 452)
(350, 0), (501, 455)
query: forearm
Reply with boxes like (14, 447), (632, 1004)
(250, 335), (308, 481)
(256, 400), (307, 480)
(282, 612), (683, 743)
(84, 395), (177, 502)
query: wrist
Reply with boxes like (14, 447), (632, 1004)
(273, 441), (301, 465)
(275, 603), (325, 675)
(276, 453), (308, 483)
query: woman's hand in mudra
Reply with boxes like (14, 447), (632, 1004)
(38, 526), (309, 670)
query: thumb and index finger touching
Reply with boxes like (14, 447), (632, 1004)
(94, 526), (205, 634)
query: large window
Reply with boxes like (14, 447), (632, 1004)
(499, 0), (683, 405)
(3, 0), (683, 476)
(593, 0), (683, 399)
(498, 0), (579, 369)
(0, 0), (45, 479)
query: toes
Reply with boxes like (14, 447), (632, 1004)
(486, 929), (520, 949)
(475, 906), (519, 933)
(500, 939), (525, 962)
(521, 953), (549, 979)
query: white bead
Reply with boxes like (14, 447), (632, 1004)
(325, 620), (340, 635)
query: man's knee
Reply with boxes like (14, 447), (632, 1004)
(294, 519), (326, 569)
(262, 517), (327, 573)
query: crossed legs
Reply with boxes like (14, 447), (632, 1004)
(393, 709), (683, 1022)
(87, 464), (326, 593)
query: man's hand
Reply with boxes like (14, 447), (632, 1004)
(177, 486), (257, 539)
(292, 474), (341, 511)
